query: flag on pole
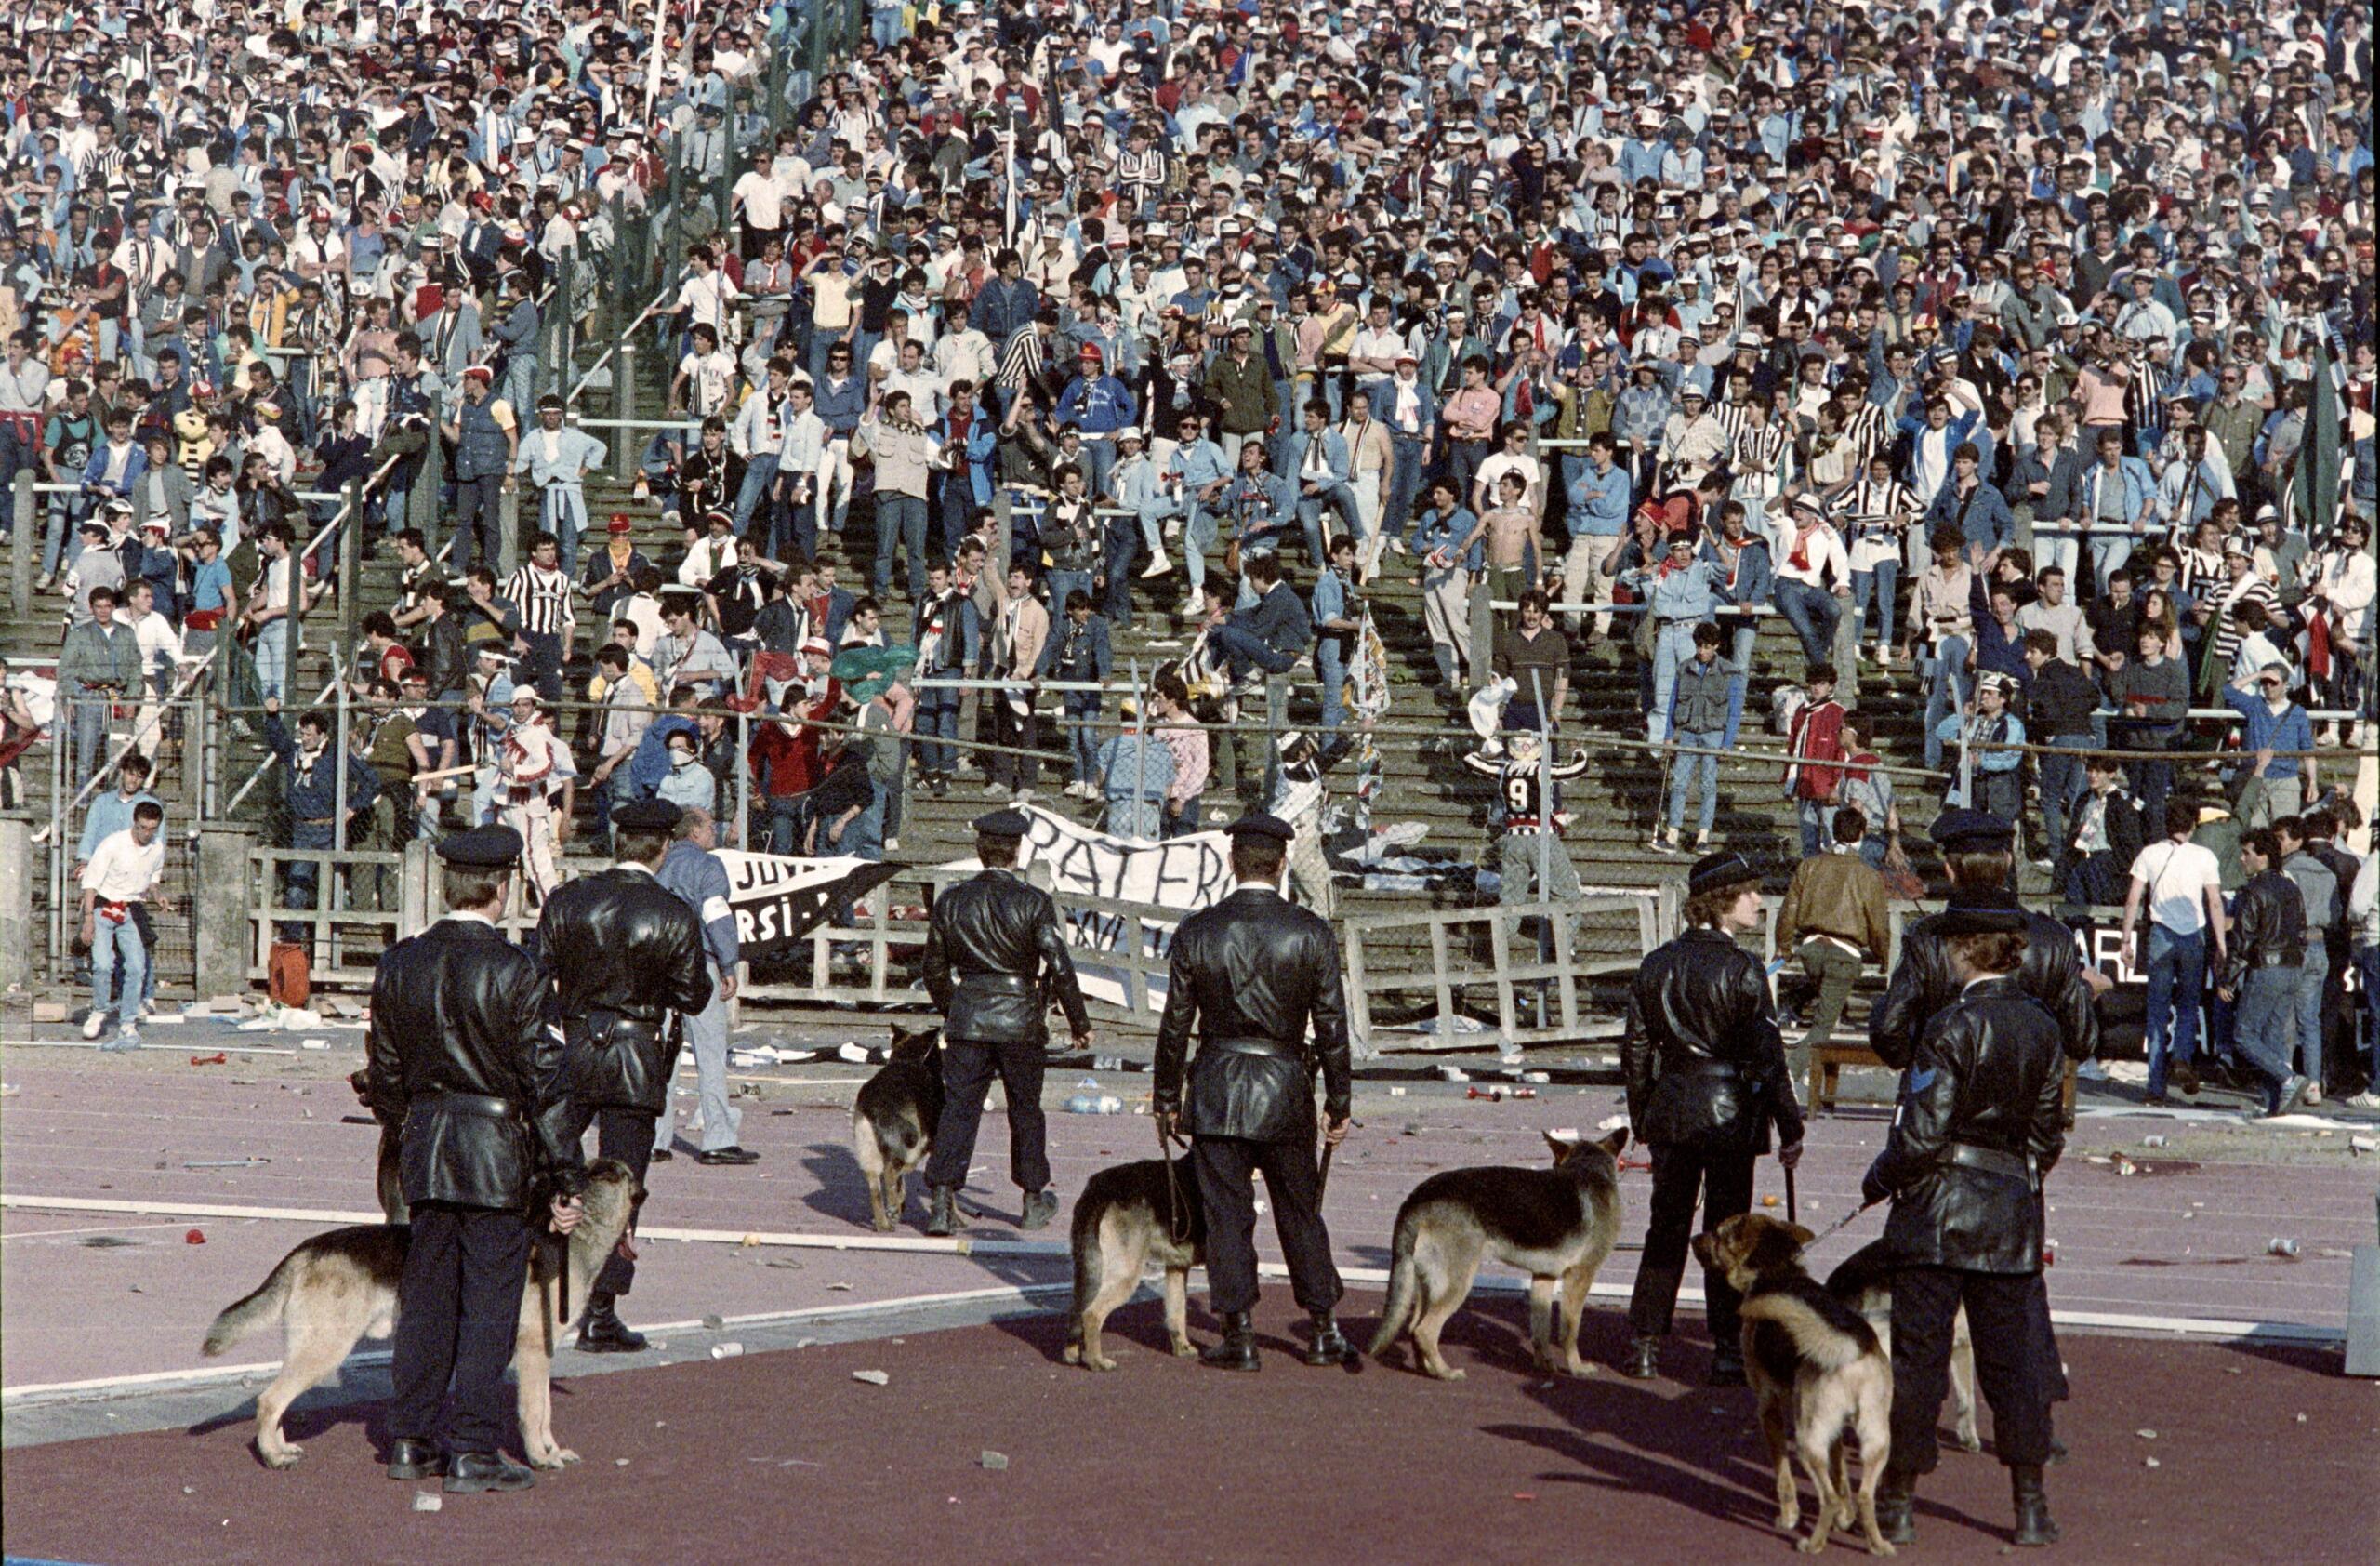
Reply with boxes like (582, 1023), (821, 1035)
(2296, 338), (2342, 539)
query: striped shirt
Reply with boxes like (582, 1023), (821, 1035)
(997, 325), (1049, 392)
(1729, 422), (1791, 497)
(1841, 401), (1894, 468)
(504, 564), (576, 637)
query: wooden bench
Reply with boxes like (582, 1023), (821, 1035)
(1807, 1043), (2078, 1121)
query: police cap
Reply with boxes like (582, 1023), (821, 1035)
(1686, 849), (1759, 898)
(1223, 811), (1294, 843)
(1938, 885), (2028, 936)
(435, 825), (524, 869)
(973, 808), (1031, 838)
(1928, 808), (2014, 854)
(614, 799), (683, 832)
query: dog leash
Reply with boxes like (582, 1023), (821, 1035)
(1805, 1197), (1884, 1248)
(1784, 1166), (1797, 1227)
(1154, 1113), (1191, 1245)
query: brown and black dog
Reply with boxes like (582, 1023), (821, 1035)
(851, 1026), (945, 1231)
(1695, 1213), (1897, 1557)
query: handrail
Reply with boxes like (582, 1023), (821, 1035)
(219, 664), (344, 819)
(566, 287), (673, 408)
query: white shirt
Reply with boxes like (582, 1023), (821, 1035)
(2130, 839), (2223, 936)
(127, 608), (183, 678)
(82, 828), (165, 904)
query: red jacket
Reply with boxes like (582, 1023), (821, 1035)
(1786, 697), (1846, 802)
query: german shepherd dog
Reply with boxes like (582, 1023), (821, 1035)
(1368, 1129), (1629, 1380)
(1062, 1156), (1206, 1371)
(1825, 1239), (1979, 1454)
(349, 1068), (405, 1224)
(200, 1160), (643, 1472)
(1695, 1213), (1897, 1557)
(852, 1026), (945, 1232)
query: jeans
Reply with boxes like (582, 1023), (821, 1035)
(2293, 955), (2328, 1085)
(1316, 637), (1347, 735)
(1102, 518), (1139, 626)
(734, 453), (779, 538)
(2358, 946), (2380, 1080)
(453, 472), (502, 572)
(1063, 696), (1101, 784)
(1919, 636), (1971, 769)
(1387, 436), (1425, 541)
(1646, 620), (1699, 742)
(915, 693), (960, 776)
(1667, 728), (1722, 834)
(89, 909), (147, 1029)
(1105, 795), (1164, 839)
(1849, 558), (1899, 647)
(874, 492), (929, 598)
(2142, 924), (2206, 1098)
(2231, 963), (2301, 1111)
(1773, 578), (1842, 672)
(1796, 798), (1832, 858)
(1046, 568), (1093, 619)
(2037, 734), (2093, 856)
(821, 792), (884, 861)
(2110, 720), (2177, 833)
(1792, 937), (1866, 1088)
(1717, 617), (1757, 744)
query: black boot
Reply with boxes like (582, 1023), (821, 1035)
(575, 1292), (648, 1354)
(925, 1184), (959, 1237)
(1200, 1311), (1261, 1372)
(2011, 1464), (2059, 1546)
(1707, 1347), (1747, 1387)
(1019, 1188), (1059, 1231)
(1301, 1309), (1350, 1366)
(443, 1451), (536, 1494)
(1622, 1334), (1660, 1379)
(386, 1438), (446, 1480)
(1875, 1478), (1918, 1545)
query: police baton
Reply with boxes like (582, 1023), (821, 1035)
(1785, 1164), (1798, 1228)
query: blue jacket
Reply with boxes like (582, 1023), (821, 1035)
(1924, 478), (2016, 556)
(264, 713), (380, 824)
(1378, 376), (1435, 439)
(77, 787), (163, 864)
(1281, 426), (1351, 488)
(1413, 503), (1482, 571)
(811, 373), (867, 437)
(1699, 536), (1774, 608)
(656, 839), (739, 971)
(1625, 558), (1725, 623)
(628, 713), (697, 798)
(2223, 684), (2312, 780)
(1566, 458), (1632, 538)
(1052, 373), (1138, 436)
(1045, 610), (1112, 683)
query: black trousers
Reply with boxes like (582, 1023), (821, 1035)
(556, 1102), (655, 1297)
(1192, 1133), (1343, 1317)
(2030, 1272), (2070, 1405)
(1627, 1140), (1756, 1347)
(923, 1038), (1050, 1194)
(390, 1201), (530, 1455)
(990, 700), (1039, 791)
(1890, 1266), (2053, 1476)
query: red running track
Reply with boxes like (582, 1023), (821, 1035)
(3, 1295), (2370, 1566)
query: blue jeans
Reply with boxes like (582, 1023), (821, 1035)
(1646, 620), (1699, 742)
(1063, 697), (1101, 784)
(1316, 637), (1347, 734)
(1668, 728), (1722, 834)
(1773, 578), (1842, 672)
(2231, 964), (2301, 1110)
(254, 619), (291, 705)
(874, 493), (929, 598)
(2142, 925), (2206, 1098)
(2037, 735), (2093, 855)
(2293, 955), (2328, 1085)
(1046, 569), (1093, 619)
(1105, 795), (1163, 839)
(1920, 637), (1971, 769)
(916, 694), (960, 775)
(734, 453), (779, 538)
(1797, 798), (1833, 858)
(89, 909), (147, 1029)
(1718, 618), (1757, 744)
(2088, 529), (2136, 594)
(1102, 518), (1139, 626)
(1849, 559), (1898, 648)
(821, 792), (883, 860)
(2358, 947), (2380, 1080)
(1165, 791), (1203, 837)
(1388, 436), (1425, 542)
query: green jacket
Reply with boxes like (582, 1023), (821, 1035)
(1202, 351), (1279, 435)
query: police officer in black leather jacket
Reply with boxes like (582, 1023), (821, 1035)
(1870, 808), (2106, 1459)
(366, 826), (583, 1494)
(1871, 810), (2104, 1075)
(1621, 851), (1804, 1385)
(1864, 888), (2068, 1549)
(535, 798), (712, 1352)
(920, 810), (1091, 1237)
(1154, 812), (1354, 1372)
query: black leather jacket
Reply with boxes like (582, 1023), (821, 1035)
(1154, 887), (1352, 1142)
(365, 917), (582, 1211)
(1621, 926), (1802, 1153)
(536, 865), (712, 1113)
(1872, 909), (2098, 1068)
(2221, 869), (2305, 990)
(921, 869), (1088, 1044)
(1862, 976), (2066, 1273)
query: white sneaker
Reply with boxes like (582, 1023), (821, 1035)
(883, 835), (900, 851)
(1140, 550), (1173, 579)
(82, 1009), (108, 1040)
(103, 1027), (140, 1053)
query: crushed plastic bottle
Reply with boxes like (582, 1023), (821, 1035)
(1064, 1095), (1124, 1114)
